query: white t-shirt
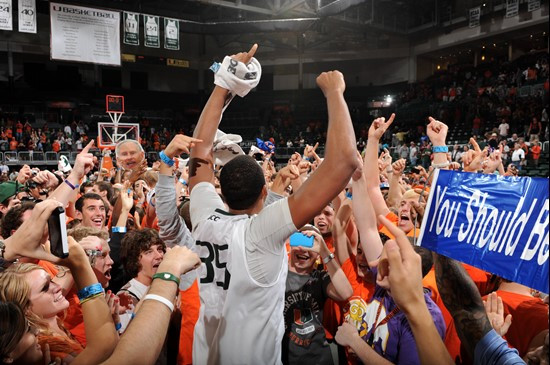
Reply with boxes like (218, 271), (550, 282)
(410, 146), (418, 159)
(498, 123), (509, 137)
(511, 149), (525, 162)
(190, 182), (296, 365)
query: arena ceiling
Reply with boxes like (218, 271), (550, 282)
(55, 0), (457, 56)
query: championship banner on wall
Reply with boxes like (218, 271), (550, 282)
(0, 0), (12, 31)
(418, 169), (549, 293)
(528, 0), (540, 12)
(164, 17), (179, 50)
(505, 0), (519, 18)
(50, 3), (120, 66)
(18, 0), (36, 33)
(123, 11), (139, 45)
(143, 14), (159, 48)
(469, 7), (480, 28)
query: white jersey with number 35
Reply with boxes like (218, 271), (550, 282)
(190, 182), (295, 365)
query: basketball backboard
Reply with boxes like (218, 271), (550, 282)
(97, 122), (140, 150)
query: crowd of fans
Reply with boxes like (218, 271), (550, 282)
(0, 45), (548, 365)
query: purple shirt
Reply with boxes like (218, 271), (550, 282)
(357, 285), (446, 364)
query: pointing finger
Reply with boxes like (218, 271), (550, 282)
(82, 140), (94, 154)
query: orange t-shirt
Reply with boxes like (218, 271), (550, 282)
(495, 291), (548, 357)
(9, 140), (18, 150)
(337, 257), (375, 365)
(38, 260), (59, 278)
(177, 280), (200, 365)
(531, 145), (541, 159)
(63, 287), (87, 346)
(37, 333), (83, 361)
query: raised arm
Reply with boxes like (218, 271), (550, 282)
(352, 172), (384, 266)
(387, 158), (406, 209)
(100, 246), (201, 365)
(287, 71), (361, 228)
(364, 116), (394, 217)
(189, 44), (258, 192)
(49, 141), (95, 207)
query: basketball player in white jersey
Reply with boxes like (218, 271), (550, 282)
(184, 44), (360, 365)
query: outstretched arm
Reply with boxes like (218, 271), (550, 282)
(287, 71), (361, 228)
(352, 172), (383, 266)
(364, 116), (394, 218)
(189, 45), (258, 192)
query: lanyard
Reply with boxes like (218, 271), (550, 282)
(366, 296), (400, 348)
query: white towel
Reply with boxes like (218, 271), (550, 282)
(214, 56), (262, 98)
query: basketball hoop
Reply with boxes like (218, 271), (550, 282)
(98, 95), (140, 150)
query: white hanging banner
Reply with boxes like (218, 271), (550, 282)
(0, 0), (13, 31)
(143, 14), (160, 48)
(50, 3), (120, 66)
(469, 7), (481, 28)
(528, 0), (540, 12)
(505, 0), (519, 18)
(123, 11), (139, 45)
(164, 17), (179, 50)
(18, 0), (36, 33)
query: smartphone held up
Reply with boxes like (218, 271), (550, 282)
(48, 206), (69, 258)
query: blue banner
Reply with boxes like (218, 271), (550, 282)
(418, 170), (549, 293)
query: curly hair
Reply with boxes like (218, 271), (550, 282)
(120, 228), (166, 280)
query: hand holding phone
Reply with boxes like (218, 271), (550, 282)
(289, 232), (315, 248)
(48, 206), (69, 258)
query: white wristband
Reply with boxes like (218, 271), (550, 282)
(143, 294), (174, 312)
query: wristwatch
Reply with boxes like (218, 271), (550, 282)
(322, 253), (335, 265)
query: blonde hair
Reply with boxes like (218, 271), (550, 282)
(402, 189), (420, 201)
(0, 263), (69, 338)
(67, 226), (108, 242)
(143, 170), (158, 188)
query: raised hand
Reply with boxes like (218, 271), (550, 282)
(70, 140), (95, 181)
(316, 71), (346, 97)
(368, 114), (396, 140)
(378, 148), (392, 172)
(392, 158), (406, 175)
(298, 160), (311, 175)
(32, 170), (60, 189)
(483, 292), (512, 337)
(3, 199), (64, 262)
(427, 117), (448, 146)
(304, 143), (319, 159)
(16, 164), (32, 184)
(157, 246), (201, 278)
(120, 182), (135, 212)
(288, 152), (302, 166)
(376, 215), (425, 315)
(483, 148), (503, 174)
(270, 165), (300, 195)
(230, 43), (258, 64)
(164, 135), (203, 159)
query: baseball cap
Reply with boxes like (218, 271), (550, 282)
(0, 181), (21, 204)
